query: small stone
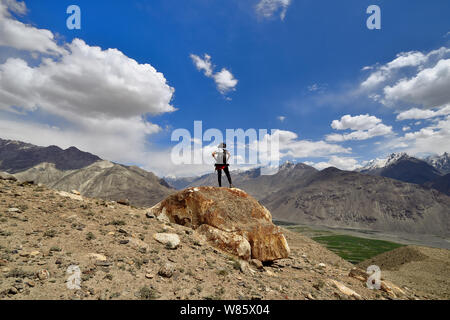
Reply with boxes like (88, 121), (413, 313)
(317, 263), (326, 269)
(8, 208), (21, 213)
(117, 199), (130, 206)
(239, 261), (249, 273)
(71, 190), (81, 195)
(145, 273), (154, 279)
(153, 233), (180, 249)
(87, 253), (107, 262)
(95, 261), (112, 267)
(29, 251), (40, 258)
(329, 279), (362, 300)
(25, 280), (35, 288)
(119, 240), (129, 245)
(158, 263), (175, 278)
(9, 287), (18, 295)
(250, 259), (264, 270)
(146, 212), (156, 219)
(107, 232), (115, 236)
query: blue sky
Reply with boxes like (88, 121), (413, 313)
(0, 0), (449, 176)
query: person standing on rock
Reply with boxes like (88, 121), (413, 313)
(212, 143), (234, 188)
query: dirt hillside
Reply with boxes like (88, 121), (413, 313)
(358, 245), (450, 299)
(0, 177), (433, 300)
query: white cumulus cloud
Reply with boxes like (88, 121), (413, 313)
(0, 1), (176, 169)
(190, 53), (237, 95)
(0, 0), (64, 55)
(327, 114), (393, 142)
(396, 105), (450, 120)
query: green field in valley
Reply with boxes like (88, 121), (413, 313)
(311, 234), (404, 264)
(283, 224), (404, 264)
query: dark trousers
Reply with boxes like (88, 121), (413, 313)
(217, 166), (232, 187)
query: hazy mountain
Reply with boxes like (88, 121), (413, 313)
(164, 176), (199, 190)
(261, 167), (450, 236)
(1, 138), (174, 207)
(358, 152), (442, 185)
(181, 161), (318, 200)
(424, 152), (450, 175)
(0, 138), (101, 173)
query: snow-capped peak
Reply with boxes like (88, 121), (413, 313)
(424, 152), (450, 174)
(359, 152), (410, 171)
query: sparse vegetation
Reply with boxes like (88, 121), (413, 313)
(138, 286), (160, 300)
(110, 220), (126, 226)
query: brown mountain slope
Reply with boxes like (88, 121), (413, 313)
(14, 161), (174, 207)
(261, 167), (450, 236)
(0, 177), (428, 300)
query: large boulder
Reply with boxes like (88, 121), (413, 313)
(148, 186), (290, 262)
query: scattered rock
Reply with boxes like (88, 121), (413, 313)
(117, 199), (130, 206)
(158, 263), (175, 278)
(71, 190), (81, 195)
(145, 273), (154, 279)
(57, 191), (83, 201)
(239, 260), (250, 273)
(9, 287), (18, 295)
(153, 233), (180, 249)
(127, 237), (149, 252)
(95, 261), (113, 267)
(8, 208), (21, 213)
(145, 212), (156, 219)
(329, 279), (362, 300)
(87, 253), (107, 262)
(317, 263), (326, 269)
(250, 259), (264, 270)
(119, 239), (129, 245)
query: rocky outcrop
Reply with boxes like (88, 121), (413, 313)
(148, 186), (290, 262)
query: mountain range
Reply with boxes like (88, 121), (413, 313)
(357, 152), (450, 195)
(167, 152), (450, 236)
(0, 138), (173, 207)
(1, 138), (449, 236)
